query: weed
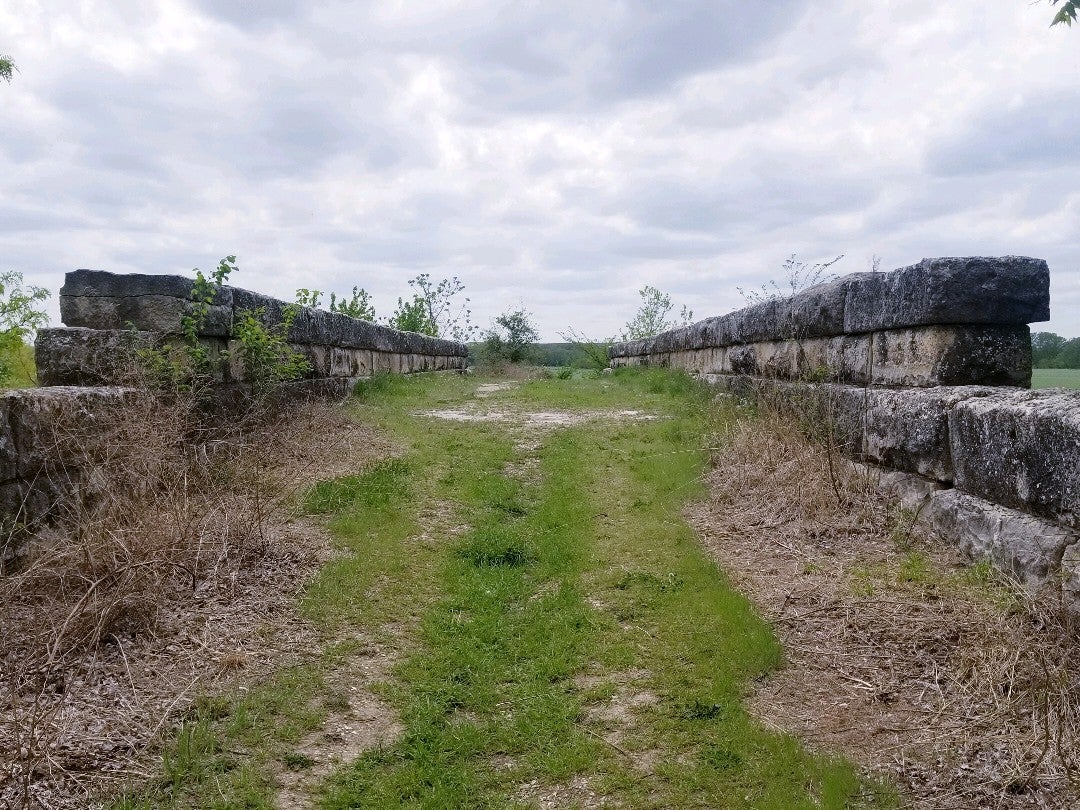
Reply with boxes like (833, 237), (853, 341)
(897, 551), (934, 585)
(700, 744), (742, 770)
(455, 526), (534, 568)
(304, 459), (411, 515)
(889, 505), (920, 550)
(283, 751), (316, 771)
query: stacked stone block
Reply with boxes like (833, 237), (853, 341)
(36, 269), (468, 390)
(609, 256), (1080, 614)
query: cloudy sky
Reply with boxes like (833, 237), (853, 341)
(2, 1), (1078, 340)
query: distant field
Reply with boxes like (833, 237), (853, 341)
(1032, 368), (1080, 389)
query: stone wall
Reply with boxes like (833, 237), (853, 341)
(36, 269), (468, 393)
(0, 385), (141, 567)
(609, 256), (1080, 612)
(0, 270), (467, 541)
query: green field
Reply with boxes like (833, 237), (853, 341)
(1032, 368), (1080, 389)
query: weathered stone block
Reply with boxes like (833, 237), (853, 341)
(61, 269), (196, 299)
(60, 270), (233, 336)
(950, 390), (1080, 529)
(871, 325), (1031, 387)
(725, 299), (781, 344)
(36, 327), (155, 386)
(844, 256), (1050, 333)
(60, 294), (228, 335)
(862, 386), (995, 482)
(1060, 544), (1080, 620)
(5, 387), (141, 478)
(778, 276), (852, 339)
(922, 490), (1078, 589)
(869, 465), (946, 513)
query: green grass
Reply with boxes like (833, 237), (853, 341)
(0, 341), (36, 389)
(116, 370), (894, 809)
(1032, 368), (1080, 389)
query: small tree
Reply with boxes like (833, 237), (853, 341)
(294, 288), (323, 309)
(396, 274), (475, 340)
(0, 271), (48, 384)
(620, 286), (693, 341)
(558, 327), (612, 370)
(481, 307), (540, 365)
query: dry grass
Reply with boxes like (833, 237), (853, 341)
(690, 400), (1080, 809)
(0, 390), (392, 809)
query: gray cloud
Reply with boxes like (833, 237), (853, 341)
(1, 0), (1078, 341)
(927, 91), (1080, 176)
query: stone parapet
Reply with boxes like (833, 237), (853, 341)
(40, 269), (468, 388)
(611, 256), (1049, 361)
(613, 256), (1080, 613)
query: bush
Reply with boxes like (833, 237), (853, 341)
(476, 307), (540, 371)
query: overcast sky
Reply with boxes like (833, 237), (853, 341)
(2, 1), (1078, 340)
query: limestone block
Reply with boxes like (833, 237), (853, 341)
(871, 325), (1031, 387)
(231, 288), (289, 333)
(862, 386), (995, 482)
(725, 299), (782, 344)
(728, 345), (756, 375)
(1060, 544), (1080, 620)
(293, 344), (328, 378)
(949, 390), (1080, 529)
(687, 319), (712, 350)
(876, 467), (946, 513)
(36, 327), (155, 386)
(61, 269), (206, 300)
(809, 383), (866, 456)
(60, 294), (233, 336)
(5, 387), (141, 478)
(754, 341), (802, 379)
(371, 352), (389, 374)
(0, 479), (52, 529)
(0, 398), (16, 482)
(777, 276), (852, 339)
(844, 256), (1050, 333)
(330, 347), (372, 377)
(922, 490), (1078, 589)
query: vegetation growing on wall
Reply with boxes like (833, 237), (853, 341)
(737, 253), (844, 305)
(141, 257), (310, 396)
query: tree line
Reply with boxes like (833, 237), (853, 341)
(1032, 332), (1080, 369)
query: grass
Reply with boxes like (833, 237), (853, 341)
(1032, 368), (1080, 389)
(0, 341), (36, 389)
(116, 369), (893, 809)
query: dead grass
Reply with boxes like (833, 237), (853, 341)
(690, 403), (1080, 809)
(0, 392), (392, 809)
